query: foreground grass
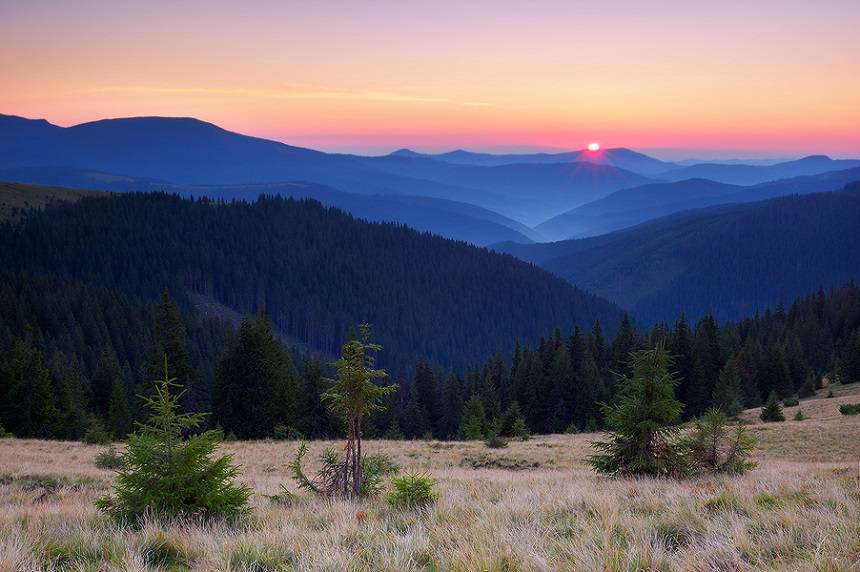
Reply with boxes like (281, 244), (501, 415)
(1, 385), (858, 571)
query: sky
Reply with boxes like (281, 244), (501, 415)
(2, 0), (859, 158)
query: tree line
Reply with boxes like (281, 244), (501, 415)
(2, 279), (858, 441)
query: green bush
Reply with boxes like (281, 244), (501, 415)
(360, 453), (400, 497)
(797, 376), (817, 398)
(96, 359), (251, 523)
(82, 417), (112, 445)
(386, 472), (439, 509)
(0, 422), (11, 439)
(685, 409), (757, 474)
(94, 446), (124, 470)
(782, 397), (799, 407)
(759, 391), (785, 422)
(484, 425), (509, 449)
(272, 425), (303, 441)
(793, 410), (806, 421)
(588, 344), (686, 477)
(839, 403), (860, 415)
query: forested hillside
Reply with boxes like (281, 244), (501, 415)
(497, 184), (860, 324)
(0, 191), (621, 369)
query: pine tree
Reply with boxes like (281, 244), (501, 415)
(797, 374), (817, 398)
(712, 357), (744, 418)
(213, 316), (299, 438)
(458, 394), (486, 440)
(107, 375), (133, 438)
(1, 335), (59, 438)
(610, 313), (638, 378)
(838, 329), (860, 385)
(322, 323), (396, 498)
(144, 291), (204, 412)
(588, 344), (686, 477)
(499, 402), (530, 439)
(96, 357), (251, 522)
(760, 390), (786, 422)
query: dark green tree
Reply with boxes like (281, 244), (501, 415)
(457, 394), (487, 440)
(760, 390), (786, 422)
(588, 344), (685, 477)
(838, 329), (860, 385)
(712, 357), (744, 418)
(96, 357), (251, 522)
(322, 323), (396, 498)
(213, 316), (299, 438)
(107, 375), (133, 438)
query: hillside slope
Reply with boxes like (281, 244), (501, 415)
(0, 192), (622, 368)
(497, 184), (860, 323)
(537, 167), (860, 240)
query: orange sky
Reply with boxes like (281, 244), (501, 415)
(2, 0), (858, 157)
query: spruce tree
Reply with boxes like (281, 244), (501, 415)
(838, 329), (860, 385)
(96, 357), (251, 522)
(712, 358), (744, 418)
(144, 291), (203, 412)
(322, 323), (396, 498)
(499, 401), (530, 439)
(107, 376), (133, 438)
(760, 390), (786, 422)
(213, 316), (299, 438)
(458, 394), (487, 440)
(588, 344), (685, 477)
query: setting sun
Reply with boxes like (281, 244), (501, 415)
(587, 142), (600, 152)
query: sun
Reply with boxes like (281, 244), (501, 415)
(587, 142), (601, 152)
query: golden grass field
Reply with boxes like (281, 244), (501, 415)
(1, 385), (858, 571)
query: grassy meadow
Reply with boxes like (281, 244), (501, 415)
(1, 385), (858, 572)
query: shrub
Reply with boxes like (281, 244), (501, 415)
(484, 424), (509, 449)
(759, 391), (785, 422)
(96, 358), (251, 523)
(827, 389), (835, 398)
(360, 453), (400, 497)
(94, 446), (124, 470)
(839, 403), (860, 415)
(797, 376), (817, 398)
(793, 410), (806, 421)
(499, 402), (530, 440)
(783, 397), (799, 407)
(386, 472), (439, 509)
(272, 425), (303, 441)
(685, 409), (757, 474)
(589, 344), (686, 477)
(82, 417), (112, 445)
(0, 422), (11, 439)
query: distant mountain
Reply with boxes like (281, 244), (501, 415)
(657, 155), (860, 185)
(389, 147), (678, 174)
(184, 182), (543, 245)
(0, 191), (622, 368)
(0, 114), (659, 224)
(495, 183), (860, 324)
(536, 167), (860, 240)
(0, 169), (539, 245)
(363, 154), (655, 223)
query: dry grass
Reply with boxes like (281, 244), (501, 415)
(1, 386), (858, 571)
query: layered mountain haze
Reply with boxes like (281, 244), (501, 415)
(657, 155), (860, 185)
(537, 167), (860, 240)
(388, 147), (678, 174)
(496, 183), (860, 323)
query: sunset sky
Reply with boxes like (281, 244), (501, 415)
(2, 0), (859, 158)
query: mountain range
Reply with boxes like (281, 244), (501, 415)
(495, 183), (860, 323)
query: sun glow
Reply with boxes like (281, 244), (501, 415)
(587, 142), (600, 152)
